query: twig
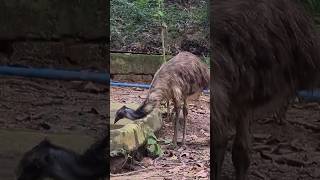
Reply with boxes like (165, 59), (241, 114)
(110, 167), (156, 177)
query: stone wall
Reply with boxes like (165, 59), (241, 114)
(110, 53), (171, 83)
(0, 0), (107, 71)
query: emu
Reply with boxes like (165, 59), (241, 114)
(212, 0), (320, 180)
(16, 136), (108, 180)
(114, 51), (210, 146)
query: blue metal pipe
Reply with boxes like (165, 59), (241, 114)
(111, 81), (210, 94)
(110, 81), (320, 101)
(111, 81), (151, 89)
(297, 90), (320, 102)
(0, 66), (109, 84)
(0, 65), (318, 101)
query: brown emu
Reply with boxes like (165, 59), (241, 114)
(16, 136), (108, 180)
(212, 0), (320, 179)
(114, 51), (209, 146)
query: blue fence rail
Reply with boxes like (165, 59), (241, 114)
(111, 81), (210, 94)
(0, 66), (319, 101)
(0, 66), (109, 84)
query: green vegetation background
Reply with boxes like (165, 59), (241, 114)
(110, 0), (320, 57)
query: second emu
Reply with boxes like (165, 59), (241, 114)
(212, 0), (320, 180)
(114, 51), (209, 146)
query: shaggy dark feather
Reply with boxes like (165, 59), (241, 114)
(211, 0), (320, 179)
(16, 136), (108, 180)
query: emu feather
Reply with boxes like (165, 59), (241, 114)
(114, 51), (209, 146)
(212, 0), (320, 179)
(16, 136), (108, 180)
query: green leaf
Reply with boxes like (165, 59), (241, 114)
(154, 144), (163, 156)
(147, 144), (156, 153)
(147, 137), (157, 145)
(158, 11), (164, 17)
(145, 131), (163, 157)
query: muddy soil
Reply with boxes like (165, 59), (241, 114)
(0, 76), (108, 136)
(111, 87), (320, 180)
(111, 87), (210, 179)
(0, 76), (108, 179)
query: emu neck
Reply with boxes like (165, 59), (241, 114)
(124, 107), (146, 120)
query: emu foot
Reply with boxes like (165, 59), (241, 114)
(167, 143), (178, 150)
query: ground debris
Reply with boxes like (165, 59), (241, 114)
(287, 118), (320, 132)
(110, 87), (319, 179)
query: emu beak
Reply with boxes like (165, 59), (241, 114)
(114, 117), (120, 124)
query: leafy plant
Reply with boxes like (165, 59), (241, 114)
(145, 132), (163, 157)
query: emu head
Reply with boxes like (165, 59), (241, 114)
(114, 105), (127, 123)
(16, 139), (52, 180)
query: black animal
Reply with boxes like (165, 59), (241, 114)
(211, 0), (320, 179)
(114, 52), (209, 146)
(16, 136), (108, 180)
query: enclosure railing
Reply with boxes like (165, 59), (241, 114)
(0, 65), (319, 101)
(0, 65), (109, 84)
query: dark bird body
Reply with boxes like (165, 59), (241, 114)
(16, 136), (108, 180)
(115, 51), (210, 146)
(211, 0), (320, 179)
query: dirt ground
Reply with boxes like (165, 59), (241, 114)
(110, 87), (320, 180)
(0, 76), (108, 137)
(0, 76), (108, 179)
(111, 87), (210, 179)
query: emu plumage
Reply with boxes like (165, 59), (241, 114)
(114, 51), (209, 146)
(16, 136), (108, 180)
(212, 0), (320, 179)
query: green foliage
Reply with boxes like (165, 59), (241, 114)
(145, 132), (163, 157)
(110, 0), (209, 55)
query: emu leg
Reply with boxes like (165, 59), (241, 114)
(166, 100), (171, 121)
(232, 117), (251, 180)
(173, 106), (181, 147)
(273, 101), (289, 125)
(213, 122), (228, 180)
(182, 99), (188, 145)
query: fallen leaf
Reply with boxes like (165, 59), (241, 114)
(170, 155), (178, 161)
